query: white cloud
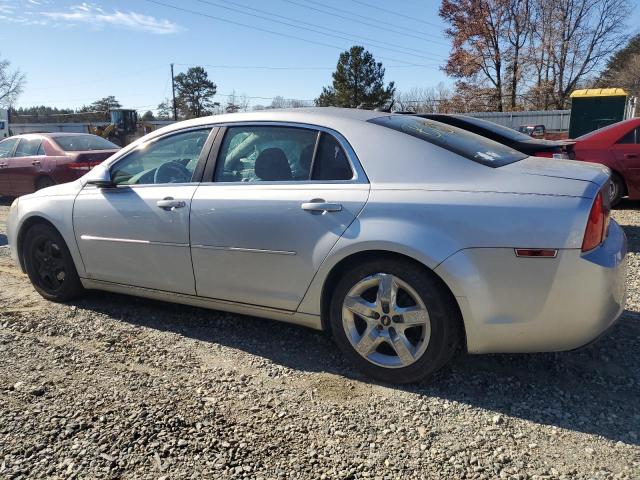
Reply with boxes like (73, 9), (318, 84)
(41, 2), (181, 34)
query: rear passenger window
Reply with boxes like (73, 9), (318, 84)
(312, 132), (353, 181)
(15, 138), (42, 157)
(618, 128), (639, 145)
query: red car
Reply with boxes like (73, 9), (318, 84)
(572, 118), (640, 206)
(0, 133), (119, 196)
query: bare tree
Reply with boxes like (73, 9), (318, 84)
(505, 0), (532, 110)
(440, 0), (631, 111)
(0, 57), (25, 107)
(546, 0), (630, 108)
(225, 91), (249, 113)
(394, 84), (453, 113)
(269, 96), (312, 109)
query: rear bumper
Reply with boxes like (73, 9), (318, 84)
(435, 220), (627, 353)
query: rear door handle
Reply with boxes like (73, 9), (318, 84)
(624, 153), (639, 159)
(156, 197), (186, 211)
(301, 200), (342, 212)
(0, 163), (6, 168)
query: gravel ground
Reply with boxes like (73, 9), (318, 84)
(0, 197), (639, 479)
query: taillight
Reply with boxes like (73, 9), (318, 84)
(68, 161), (100, 172)
(581, 191), (609, 252)
(535, 151), (568, 159)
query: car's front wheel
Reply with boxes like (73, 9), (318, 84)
(22, 223), (84, 302)
(329, 259), (461, 384)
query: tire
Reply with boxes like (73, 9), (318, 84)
(329, 258), (462, 384)
(609, 173), (625, 207)
(35, 177), (55, 191)
(22, 223), (84, 302)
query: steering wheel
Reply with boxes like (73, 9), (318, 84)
(154, 161), (191, 184)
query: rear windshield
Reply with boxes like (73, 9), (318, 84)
(370, 115), (527, 167)
(53, 135), (118, 151)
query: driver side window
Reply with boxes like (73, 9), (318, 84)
(111, 129), (211, 185)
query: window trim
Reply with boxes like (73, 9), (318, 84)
(200, 121), (368, 185)
(0, 137), (20, 159)
(14, 138), (43, 158)
(104, 126), (219, 188)
(616, 127), (639, 145)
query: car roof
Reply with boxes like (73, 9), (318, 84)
(154, 107), (388, 132)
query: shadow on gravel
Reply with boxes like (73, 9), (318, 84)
(0, 234), (6, 246)
(0, 196), (14, 207)
(615, 198), (640, 211)
(72, 289), (640, 446)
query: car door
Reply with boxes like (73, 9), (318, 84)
(0, 137), (19, 194)
(611, 126), (640, 186)
(190, 123), (369, 311)
(73, 127), (216, 294)
(10, 137), (45, 194)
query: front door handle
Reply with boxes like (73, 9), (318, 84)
(624, 153), (639, 159)
(156, 197), (186, 211)
(32, 160), (41, 166)
(301, 200), (342, 212)
(0, 162), (7, 168)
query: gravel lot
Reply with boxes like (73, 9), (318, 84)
(0, 197), (639, 479)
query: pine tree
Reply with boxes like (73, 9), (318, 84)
(315, 46), (395, 109)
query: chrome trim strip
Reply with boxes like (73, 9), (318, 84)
(80, 235), (187, 248)
(191, 244), (296, 255)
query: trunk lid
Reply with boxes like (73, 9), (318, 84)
(502, 156), (610, 184)
(499, 156), (610, 199)
(67, 149), (119, 164)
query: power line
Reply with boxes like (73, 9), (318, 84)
(350, 0), (445, 29)
(282, 0), (448, 45)
(143, 0), (431, 67)
(173, 62), (441, 70)
(196, 0), (445, 60)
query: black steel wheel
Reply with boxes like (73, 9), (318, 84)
(22, 223), (84, 302)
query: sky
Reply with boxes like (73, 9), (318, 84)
(1, 0), (640, 115)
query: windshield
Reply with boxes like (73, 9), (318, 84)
(53, 135), (119, 151)
(370, 115), (527, 167)
(450, 115), (535, 142)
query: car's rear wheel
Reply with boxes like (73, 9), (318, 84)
(22, 223), (84, 302)
(610, 173), (625, 207)
(329, 259), (461, 384)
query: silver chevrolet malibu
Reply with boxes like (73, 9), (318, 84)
(6, 108), (627, 383)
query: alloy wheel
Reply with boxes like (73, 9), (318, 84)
(342, 273), (431, 368)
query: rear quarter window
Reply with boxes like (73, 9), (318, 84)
(370, 116), (527, 167)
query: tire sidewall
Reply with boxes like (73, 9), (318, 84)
(610, 174), (624, 207)
(22, 224), (83, 302)
(329, 259), (460, 384)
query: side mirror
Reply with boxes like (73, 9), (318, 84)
(85, 165), (115, 188)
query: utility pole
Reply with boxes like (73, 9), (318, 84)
(170, 63), (178, 121)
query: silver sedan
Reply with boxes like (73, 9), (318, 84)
(6, 108), (627, 383)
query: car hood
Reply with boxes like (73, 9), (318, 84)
(502, 156), (610, 184)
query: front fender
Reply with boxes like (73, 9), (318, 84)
(9, 184), (84, 275)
